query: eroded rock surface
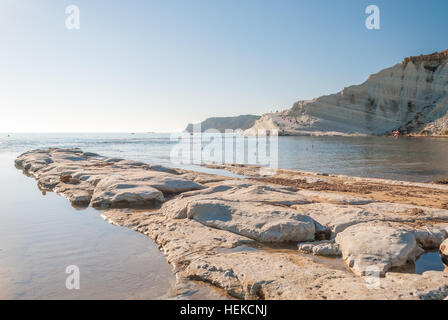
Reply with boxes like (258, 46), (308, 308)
(15, 149), (448, 300)
(161, 181), (310, 219)
(15, 148), (204, 209)
(245, 50), (448, 136)
(298, 240), (341, 256)
(187, 200), (315, 242)
(441, 239), (448, 269)
(183, 251), (448, 300)
(336, 223), (424, 276)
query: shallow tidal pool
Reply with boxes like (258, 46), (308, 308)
(0, 152), (229, 299)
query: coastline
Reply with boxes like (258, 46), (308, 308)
(15, 148), (448, 300)
(241, 128), (448, 138)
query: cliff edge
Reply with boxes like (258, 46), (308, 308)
(185, 114), (260, 133)
(246, 50), (448, 136)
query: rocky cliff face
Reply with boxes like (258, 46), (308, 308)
(185, 114), (260, 133)
(247, 50), (448, 136)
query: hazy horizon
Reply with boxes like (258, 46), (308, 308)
(1, 0), (447, 132)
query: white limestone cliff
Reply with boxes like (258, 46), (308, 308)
(246, 50), (448, 136)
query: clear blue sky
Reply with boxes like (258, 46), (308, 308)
(1, 0), (447, 132)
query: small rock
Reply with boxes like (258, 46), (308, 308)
(298, 241), (341, 256)
(441, 239), (448, 268)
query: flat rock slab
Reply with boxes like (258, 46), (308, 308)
(161, 180), (310, 220)
(102, 209), (255, 271)
(91, 173), (204, 209)
(187, 199), (316, 242)
(184, 250), (448, 300)
(292, 203), (381, 235)
(336, 223), (424, 277)
(15, 148), (204, 209)
(92, 183), (165, 209)
(292, 202), (448, 238)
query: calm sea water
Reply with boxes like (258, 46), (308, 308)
(2, 133), (448, 182)
(0, 133), (236, 300)
(1, 133), (447, 299)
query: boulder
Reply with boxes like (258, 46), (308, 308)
(108, 172), (205, 194)
(90, 175), (167, 208)
(292, 203), (381, 235)
(441, 239), (448, 269)
(335, 223), (424, 277)
(412, 226), (448, 249)
(88, 172), (205, 208)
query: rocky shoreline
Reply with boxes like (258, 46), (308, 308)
(15, 148), (448, 300)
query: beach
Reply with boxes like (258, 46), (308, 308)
(11, 146), (448, 300)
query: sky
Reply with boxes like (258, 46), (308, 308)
(0, 0), (447, 133)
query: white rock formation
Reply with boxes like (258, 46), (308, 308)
(91, 176), (165, 209)
(15, 148), (205, 209)
(335, 223), (424, 276)
(16, 148), (448, 299)
(161, 181), (310, 219)
(297, 240), (341, 256)
(185, 114), (261, 132)
(246, 50), (448, 136)
(187, 199), (316, 242)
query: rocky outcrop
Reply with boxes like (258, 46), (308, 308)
(15, 148), (205, 209)
(15, 149), (448, 300)
(185, 114), (260, 133)
(183, 250), (448, 300)
(187, 200), (316, 242)
(246, 50), (448, 136)
(335, 223), (424, 277)
(292, 202), (448, 236)
(161, 181), (310, 219)
(402, 50), (448, 65)
(441, 239), (448, 269)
